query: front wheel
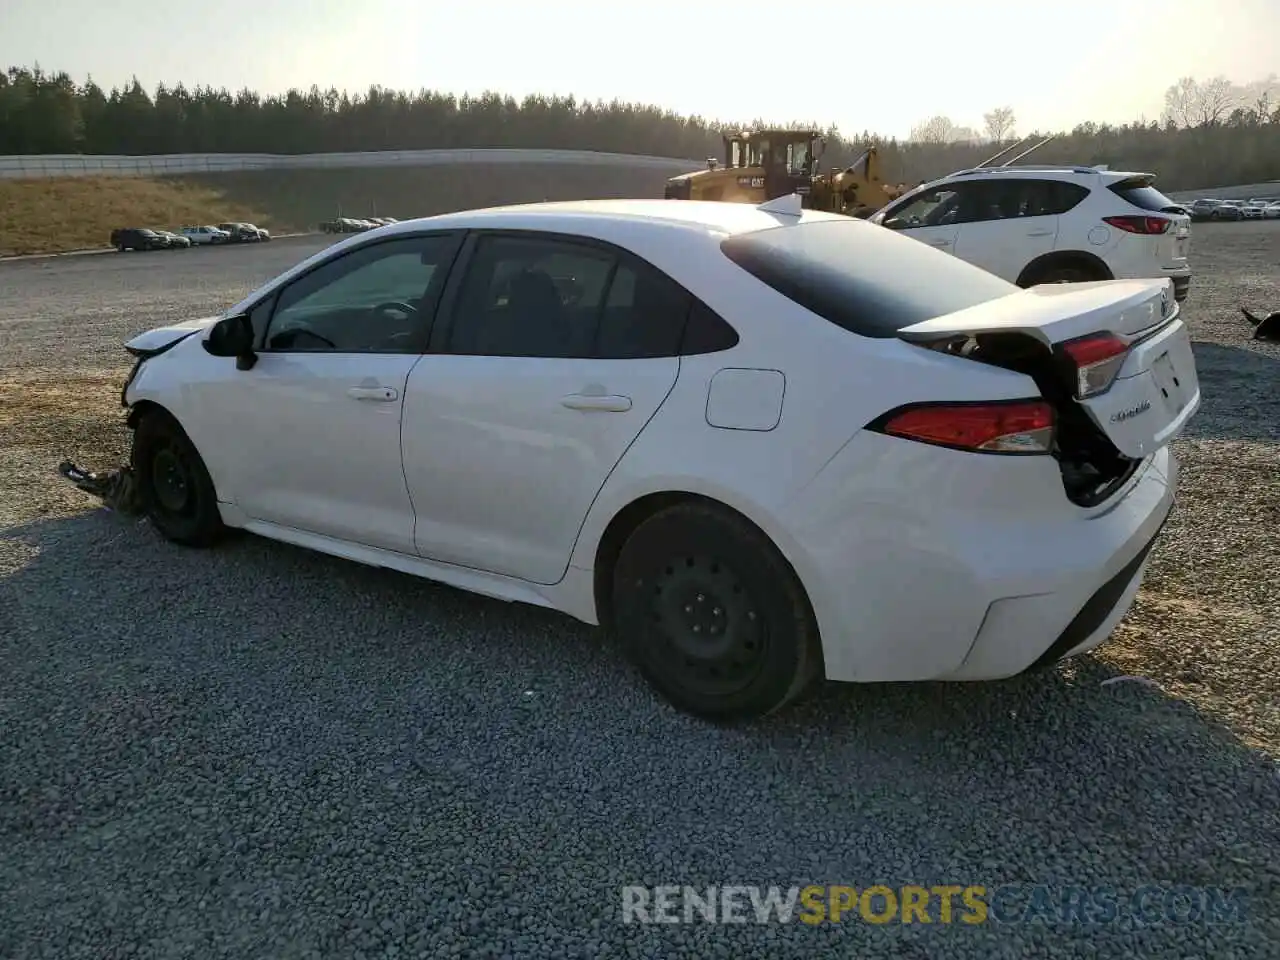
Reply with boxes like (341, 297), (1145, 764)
(610, 502), (821, 721)
(131, 409), (225, 547)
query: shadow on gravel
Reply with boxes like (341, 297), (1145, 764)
(1184, 341), (1280, 442)
(1, 510), (1277, 959)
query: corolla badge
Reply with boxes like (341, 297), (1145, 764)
(1110, 399), (1152, 423)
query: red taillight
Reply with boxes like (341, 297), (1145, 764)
(875, 400), (1055, 455)
(1103, 215), (1170, 235)
(1060, 332), (1129, 398)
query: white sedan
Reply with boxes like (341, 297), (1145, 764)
(116, 197), (1201, 720)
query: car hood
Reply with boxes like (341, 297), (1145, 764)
(124, 315), (222, 356)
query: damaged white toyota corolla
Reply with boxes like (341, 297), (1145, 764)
(90, 197), (1201, 720)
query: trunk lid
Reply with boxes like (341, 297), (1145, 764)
(898, 279), (1200, 459)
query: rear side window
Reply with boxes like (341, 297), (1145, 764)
(1109, 178), (1180, 213)
(1041, 180), (1090, 215)
(719, 219), (1016, 339)
(597, 260), (692, 359)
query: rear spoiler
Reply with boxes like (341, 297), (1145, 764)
(1111, 174), (1157, 190)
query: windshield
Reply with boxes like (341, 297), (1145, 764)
(785, 141), (812, 175)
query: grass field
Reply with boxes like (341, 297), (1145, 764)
(0, 163), (682, 257)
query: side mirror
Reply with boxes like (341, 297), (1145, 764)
(203, 313), (258, 370)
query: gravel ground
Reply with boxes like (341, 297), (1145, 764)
(1, 229), (1278, 959)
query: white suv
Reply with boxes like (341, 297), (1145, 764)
(869, 166), (1193, 302)
(180, 225), (231, 246)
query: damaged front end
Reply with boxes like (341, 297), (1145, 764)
(119, 315), (221, 408)
(63, 316), (221, 512)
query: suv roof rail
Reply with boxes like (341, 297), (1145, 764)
(950, 162), (1107, 177)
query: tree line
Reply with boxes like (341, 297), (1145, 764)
(2, 65), (1278, 191)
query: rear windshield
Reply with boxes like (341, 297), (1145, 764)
(1109, 178), (1181, 213)
(718, 218), (1016, 339)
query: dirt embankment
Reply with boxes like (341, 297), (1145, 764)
(0, 163), (682, 256)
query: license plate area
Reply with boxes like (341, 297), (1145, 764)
(1151, 351), (1190, 413)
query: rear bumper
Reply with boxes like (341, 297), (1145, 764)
(782, 432), (1178, 684)
(935, 450), (1175, 681)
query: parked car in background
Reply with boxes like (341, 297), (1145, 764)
(1240, 200), (1269, 219)
(115, 198), (1200, 720)
(1187, 199), (1221, 222)
(241, 223), (271, 241)
(870, 165), (1193, 301)
(153, 230), (192, 249)
(110, 228), (166, 252)
(1265, 202), (1280, 219)
(1210, 201), (1244, 221)
(320, 217), (390, 234)
(217, 222), (263, 243)
(181, 225), (231, 245)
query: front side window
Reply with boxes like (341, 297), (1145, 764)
(882, 187), (963, 229)
(260, 234), (460, 353)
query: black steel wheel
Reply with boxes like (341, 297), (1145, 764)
(131, 409), (225, 547)
(610, 502), (821, 721)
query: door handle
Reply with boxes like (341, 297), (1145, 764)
(347, 385), (399, 402)
(927, 239), (951, 247)
(561, 393), (632, 412)
(1027, 230), (1054, 237)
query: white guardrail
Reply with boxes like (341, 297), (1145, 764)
(0, 150), (704, 179)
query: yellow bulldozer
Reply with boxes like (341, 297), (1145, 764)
(662, 128), (907, 218)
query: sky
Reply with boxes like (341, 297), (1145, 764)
(1, 0), (1277, 140)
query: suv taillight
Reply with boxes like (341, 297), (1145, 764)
(869, 400), (1055, 455)
(1103, 215), (1171, 235)
(1059, 332), (1129, 398)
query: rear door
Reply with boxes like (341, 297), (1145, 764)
(950, 179), (1068, 282)
(402, 231), (687, 585)
(898, 278), (1200, 458)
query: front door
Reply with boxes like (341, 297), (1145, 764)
(205, 232), (464, 553)
(879, 185), (967, 256)
(403, 231), (688, 585)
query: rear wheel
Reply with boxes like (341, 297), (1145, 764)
(609, 502), (821, 721)
(131, 409), (225, 547)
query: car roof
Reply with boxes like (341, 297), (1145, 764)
(379, 198), (847, 240)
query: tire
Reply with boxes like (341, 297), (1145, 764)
(609, 502), (821, 721)
(131, 409), (225, 547)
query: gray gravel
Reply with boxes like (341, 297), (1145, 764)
(1, 229), (1279, 959)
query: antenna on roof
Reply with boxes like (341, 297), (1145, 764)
(975, 136), (1032, 168)
(1000, 135), (1056, 166)
(757, 193), (804, 217)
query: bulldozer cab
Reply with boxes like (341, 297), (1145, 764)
(664, 128), (825, 204)
(723, 129), (821, 200)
